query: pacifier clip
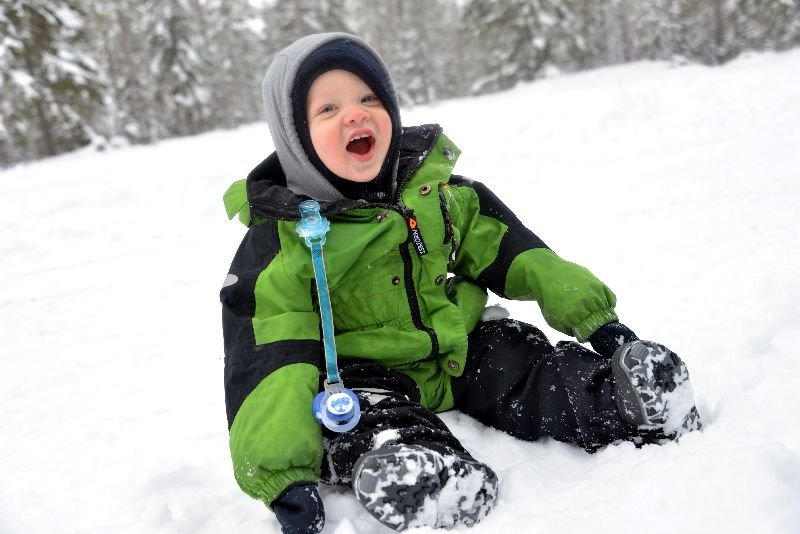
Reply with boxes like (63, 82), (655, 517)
(296, 200), (361, 432)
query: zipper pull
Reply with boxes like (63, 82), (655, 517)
(407, 214), (428, 256)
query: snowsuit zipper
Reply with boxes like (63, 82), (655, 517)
(396, 205), (439, 360)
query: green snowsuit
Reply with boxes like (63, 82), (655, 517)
(220, 124), (618, 505)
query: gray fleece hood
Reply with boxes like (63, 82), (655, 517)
(262, 32), (400, 202)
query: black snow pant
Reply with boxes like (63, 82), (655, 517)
(320, 318), (637, 487)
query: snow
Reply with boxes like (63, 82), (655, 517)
(479, 304), (509, 322)
(2, 49), (800, 533)
(9, 69), (36, 98)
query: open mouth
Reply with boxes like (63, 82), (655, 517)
(346, 134), (375, 157)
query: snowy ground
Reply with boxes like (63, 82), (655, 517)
(2, 49), (800, 534)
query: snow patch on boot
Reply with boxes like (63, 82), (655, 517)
(373, 428), (401, 449)
(352, 444), (498, 530)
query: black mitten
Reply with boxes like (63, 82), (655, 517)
(588, 321), (639, 358)
(271, 483), (325, 534)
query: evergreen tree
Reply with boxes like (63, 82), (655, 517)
(148, 0), (213, 137)
(353, 0), (468, 106)
(262, 0), (353, 52)
(627, 1), (680, 62)
(0, 0), (103, 166)
(84, 0), (159, 143)
(679, 0), (739, 63)
(462, 0), (581, 94)
(200, 0), (264, 128)
(734, 0), (800, 54)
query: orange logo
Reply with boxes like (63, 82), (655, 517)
(409, 218), (417, 229)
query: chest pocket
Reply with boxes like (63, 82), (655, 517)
(329, 245), (406, 331)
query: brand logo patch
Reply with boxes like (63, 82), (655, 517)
(408, 216), (428, 256)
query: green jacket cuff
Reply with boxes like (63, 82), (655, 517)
(573, 309), (618, 342)
(241, 466), (319, 506)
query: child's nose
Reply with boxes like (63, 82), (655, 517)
(345, 106), (369, 125)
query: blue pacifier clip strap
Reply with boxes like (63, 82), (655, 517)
(308, 239), (340, 385)
(295, 200), (340, 386)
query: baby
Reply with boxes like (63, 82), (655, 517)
(221, 32), (701, 533)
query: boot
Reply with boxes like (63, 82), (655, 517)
(612, 340), (702, 438)
(352, 443), (498, 530)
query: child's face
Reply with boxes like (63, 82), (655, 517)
(306, 69), (392, 183)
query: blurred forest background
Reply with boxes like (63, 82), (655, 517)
(2, 0), (799, 167)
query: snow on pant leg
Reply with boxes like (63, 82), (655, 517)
(451, 318), (635, 452)
(318, 362), (480, 486)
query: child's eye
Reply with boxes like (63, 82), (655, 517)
(362, 94), (380, 105)
(318, 104), (335, 115)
